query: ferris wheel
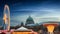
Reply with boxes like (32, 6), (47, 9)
(3, 4), (10, 31)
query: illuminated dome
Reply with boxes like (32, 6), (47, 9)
(25, 16), (34, 25)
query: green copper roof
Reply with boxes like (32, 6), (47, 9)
(26, 16), (33, 21)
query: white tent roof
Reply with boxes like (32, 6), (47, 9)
(16, 26), (29, 31)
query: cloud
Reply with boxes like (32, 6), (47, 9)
(10, 3), (60, 26)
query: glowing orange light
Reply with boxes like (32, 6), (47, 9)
(3, 14), (7, 24)
(47, 25), (55, 33)
(43, 23), (58, 34)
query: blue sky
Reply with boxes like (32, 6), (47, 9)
(0, 0), (60, 26)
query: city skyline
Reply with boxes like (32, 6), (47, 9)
(0, 0), (60, 26)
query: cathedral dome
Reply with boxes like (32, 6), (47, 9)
(25, 16), (34, 25)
